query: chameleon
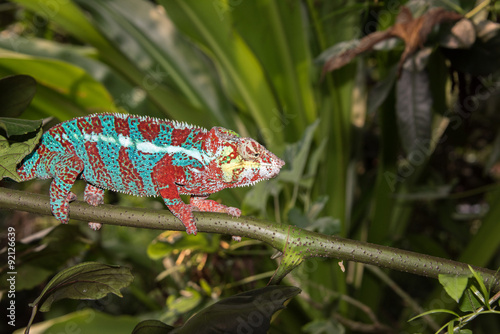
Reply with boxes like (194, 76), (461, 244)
(17, 113), (284, 235)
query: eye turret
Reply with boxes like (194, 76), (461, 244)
(237, 139), (261, 161)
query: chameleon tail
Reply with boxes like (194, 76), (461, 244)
(17, 149), (41, 181)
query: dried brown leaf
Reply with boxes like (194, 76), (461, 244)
(321, 6), (462, 76)
(322, 30), (391, 75)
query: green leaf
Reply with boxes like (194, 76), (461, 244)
(395, 61), (432, 157)
(0, 118), (42, 137)
(279, 120), (320, 184)
(164, 288), (202, 324)
(232, 0), (317, 133)
(132, 320), (175, 334)
(468, 265), (490, 306)
(171, 286), (301, 334)
(159, 0), (284, 151)
(367, 65), (398, 115)
(0, 74), (36, 117)
(0, 53), (117, 120)
(73, 0), (230, 127)
(147, 231), (217, 260)
(241, 178), (282, 217)
(408, 308), (460, 322)
(30, 262), (134, 312)
(458, 288), (482, 313)
(0, 127), (42, 182)
(0, 36), (160, 117)
(438, 274), (470, 303)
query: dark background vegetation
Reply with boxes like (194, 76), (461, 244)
(0, 0), (499, 333)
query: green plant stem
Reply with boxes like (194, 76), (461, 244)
(25, 304), (37, 334)
(2, 187), (499, 292)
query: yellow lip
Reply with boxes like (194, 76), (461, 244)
(220, 160), (260, 182)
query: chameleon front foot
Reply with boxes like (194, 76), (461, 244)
(50, 191), (77, 224)
(190, 197), (242, 240)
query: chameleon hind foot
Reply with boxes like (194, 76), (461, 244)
(84, 184), (105, 230)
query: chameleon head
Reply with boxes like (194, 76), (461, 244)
(205, 127), (285, 187)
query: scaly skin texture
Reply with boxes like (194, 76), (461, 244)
(17, 113), (285, 235)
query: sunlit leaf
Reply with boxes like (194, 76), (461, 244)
(73, 0), (230, 127)
(159, 0), (284, 151)
(0, 53), (117, 120)
(0, 127), (42, 182)
(147, 231), (217, 259)
(438, 274), (470, 303)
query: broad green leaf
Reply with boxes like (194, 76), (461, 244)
(73, 0), (230, 127)
(171, 286), (301, 334)
(395, 60), (432, 157)
(0, 127), (42, 182)
(159, 0), (284, 152)
(301, 137), (328, 189)
(0, 117), (42, 137)
(30, 262), (134, 312)
(279, 120), (320, 184)
(164, 288), (202, 325)
(0, 74), (36, 117)
(13, 0), (147, 93)
(12, 0), (113, 52)
(147, 231), (218, 260)
(132, 320), (175, 334)
(13, 0), (201, 123)
(458, 288), (482, 313)
(438, 274), (470, 303)
(0, 52), (117, 120)
(233, 0), (317, 133)
(241, 178), (282, 216)
(0, 36), (161, 117)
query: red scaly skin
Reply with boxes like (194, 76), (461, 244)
(17, 114), (285, 235)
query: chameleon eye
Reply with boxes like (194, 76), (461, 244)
(238, 140), (260, 160)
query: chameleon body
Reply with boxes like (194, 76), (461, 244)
(17, 113), (284, 234)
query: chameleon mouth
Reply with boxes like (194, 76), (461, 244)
(275, 158), (285, 168)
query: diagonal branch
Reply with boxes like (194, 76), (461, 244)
(1, 187), (499, 291)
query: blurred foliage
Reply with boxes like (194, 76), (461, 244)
(0, 0), (500, 333)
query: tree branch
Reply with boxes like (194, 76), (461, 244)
(1, 187), (499, 291)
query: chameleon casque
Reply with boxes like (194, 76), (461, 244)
(17, 113), (284, 235)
